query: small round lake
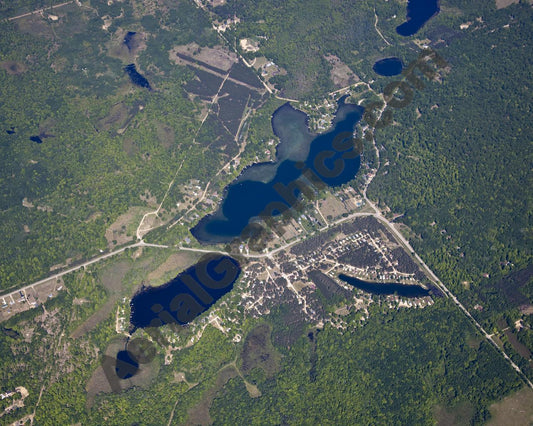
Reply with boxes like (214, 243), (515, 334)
(373, 57), (403, 76)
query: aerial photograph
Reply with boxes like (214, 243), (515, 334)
(0, 0), (531, 424)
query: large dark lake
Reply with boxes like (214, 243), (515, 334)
(338, 274), (430, 298)
(191, 97), (364, 244)
(129, 254), (241, 331)
(396, 0), (440, 37)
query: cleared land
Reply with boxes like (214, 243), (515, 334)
(488, 386), (533, 425)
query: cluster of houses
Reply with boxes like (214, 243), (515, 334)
(203, 219), (434, 338)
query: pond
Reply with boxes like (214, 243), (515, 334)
(396, 0), (440, 37)
(124, 64), (151, 90)
(338, 274), (430, 298)
(373, 57), (403, 76)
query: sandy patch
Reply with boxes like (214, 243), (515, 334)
(240, 38), (260, 52)
(170, 43), (238, 71)
(495, 0), (519, 9)
(488, 386), (533, 425)
(519, 304), (533, 315)
(324, 54), (359, 87)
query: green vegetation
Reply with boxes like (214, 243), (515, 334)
(0, 0), (531, 424)
(366, 3), (532, 324)
(0, 0), (221, 291)
(211, 301), (521, 424)
(212, 0), (404, 99)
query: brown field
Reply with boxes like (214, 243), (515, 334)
(318, 193), (351, 220)
(170, 43), (238, 72)
(433, 402), (474, 425)
(97, 102), (130, 132)
(105, 206), (149, 247)
(147, 251), (201, 284)
(85, 336), (161, 407)
(281, 218), (303, 241)
(71, 260), (131, 338)
(495, 0), (519, 9)
(324, 54), (359, 87)
(0, 60), (27, 75)
(15, 14), (54, 38)
(488, 386), (533, 425)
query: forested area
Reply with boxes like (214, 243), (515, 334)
(211, 301), (521, 424)
(0, 0), (221, 291)
(366, 2), (532, 326)
(0, 0), (531, 423)
(211, 0), (410, 100)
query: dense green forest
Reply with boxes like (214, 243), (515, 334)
(211, 0), (406, 99)
(0, 0), (223, 291)
(366, 2), (532, 325)
(0, 0), (531, 424)
(211, 302), (521, 425)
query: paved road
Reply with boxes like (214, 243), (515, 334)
(0, 241), (167, 299)
(7, 1), (74, 21)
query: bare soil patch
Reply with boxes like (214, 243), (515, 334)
(281, 219), (303, 241)
(239, 38), (259, 53)
(15, 15), (54, 38)
(105, 206), (148, 248)
(0, 278), (63, 323)
(206, 0), (227, 6)
(324, 54), (359, 87)
(488, 386), (533, 426)
(97, 101), (140, 133)
(495, 0), (519, 9)
(318, 193), (351, 220)
(105, 28), (142, 61)
(86, 336), (160, 407)
(0, 61), (27, 75)
(147, 252), (201, 284)
(170, 43), (238, 72)
(433, 402), (474, 425)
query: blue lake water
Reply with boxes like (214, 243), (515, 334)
(396, 0), (440, 37)
(191, 97), (364, 244)
(123, 31), (136, 50)
(373, 57), (403, 76)
(124, 64), (151, 90)
(338, 274), (430, 297)
(129, 254), (241, 331)
(115, 349), (139, 379)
